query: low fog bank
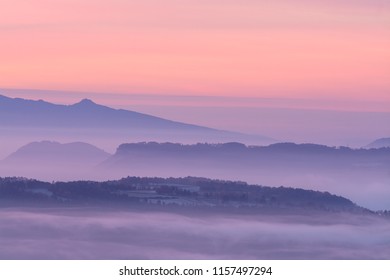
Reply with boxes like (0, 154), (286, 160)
(0, 209), (389, 260)
(1, 141), (389, 210)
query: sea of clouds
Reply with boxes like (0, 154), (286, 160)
(0, 208), (389, 260)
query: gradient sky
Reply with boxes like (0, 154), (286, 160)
(0, 0), (389, 102)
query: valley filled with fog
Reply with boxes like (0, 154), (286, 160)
(0, 93), (389, 260)
(1, 208), (389, 259)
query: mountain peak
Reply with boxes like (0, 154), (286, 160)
(73, 98), (96, 106)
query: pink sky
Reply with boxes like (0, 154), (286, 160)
(0, 0), (389, 101)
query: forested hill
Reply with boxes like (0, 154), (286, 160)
(104, 142), (390, 173)
(0, 176), (371, 214)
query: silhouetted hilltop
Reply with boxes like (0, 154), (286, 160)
(365, 138), (390, 149)
(0, 141), (111, 181)
(4, 141), (110, 164)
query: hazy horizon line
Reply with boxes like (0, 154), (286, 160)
(1, 87), (389, 113)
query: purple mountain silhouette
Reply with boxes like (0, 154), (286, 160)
(1, 141), (111, 181)
(4, 141), (110, 164)
(0, 94), (274, 145)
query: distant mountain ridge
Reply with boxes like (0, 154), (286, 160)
(106, 142), (390, 167)
(0, 94), (274, 145)
(104, 142), (390, 177)
(0, 94), (198, 129)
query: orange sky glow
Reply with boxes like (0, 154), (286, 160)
(0, 0), (389, 101)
